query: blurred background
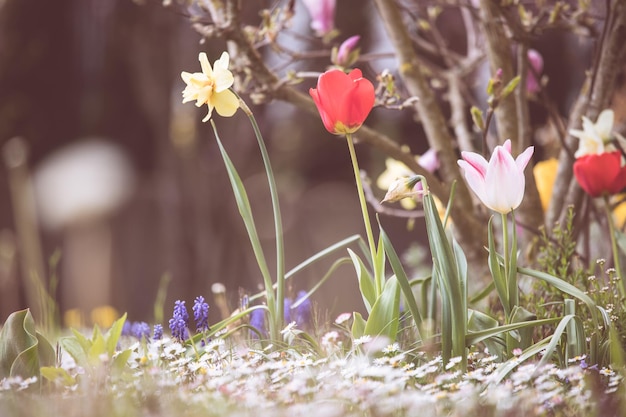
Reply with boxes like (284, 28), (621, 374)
(0, 0), (414, 327)
(0, 0), (603, 327)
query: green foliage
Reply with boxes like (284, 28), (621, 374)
(56, 313), (130, 377)
(0, 309), (55, 382)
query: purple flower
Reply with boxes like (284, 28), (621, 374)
(153, 324), (163, 340)
(169, 300), (189, 342)
(249, 308), (267, 339)
(334, 35), (360, 67)
(283, 297), (293, 323)
(121, 320), (132, 337)
(526, 49), (543, 94)
(302, 0), (336, 36)
(294, 290), (312, 328)
(193, 296), (210, 333)
(131, 321), (151, 341)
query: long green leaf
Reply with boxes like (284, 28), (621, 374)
(422, 186), (466, 367)
(363, 276), (400, 340)
(210, 122), (275, 322)
(348, 249), (376, 313)
(380, 226), (423, 341)
(488, 216), (509, 318)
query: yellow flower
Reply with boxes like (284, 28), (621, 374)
(64, 308), (85, 329)
(90, 305), (119, 329)
(377, 158), (418, 210)
(181, 52), (240, 122)
(533, 158), (558, 212)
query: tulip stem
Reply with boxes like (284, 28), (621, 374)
(603, 195), (625, 300)
(500, 212), (510, 312)
(346, 133), (380, 294)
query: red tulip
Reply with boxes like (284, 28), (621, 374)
(573, 151), (626, 197)
(309, 69), (375, 135)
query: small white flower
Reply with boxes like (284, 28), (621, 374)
(335, 312), (352, 325)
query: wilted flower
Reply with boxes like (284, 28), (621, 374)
(181, 52), (239, 122)
(381, 177), (420, 204)
(378, 149), (439, 209)
(309, 68), (375, 135)
(457, 139), (534, 214)
(169, 300), (189, 342)
(302, 0), (336, 36)
(570, 109), (616, 158)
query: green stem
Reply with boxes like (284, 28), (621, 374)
(604, 194), (626, 300)
(238, 97), (285, 342)
(500, 212), (511, 316)
(346, 133), (380, 294)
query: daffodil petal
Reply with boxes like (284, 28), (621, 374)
(213, 89), (239, 117)
(199, 53), (213, 78)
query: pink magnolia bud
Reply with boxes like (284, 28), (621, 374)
(526, 49), (544, 94)
(302, 0), (336, 36)
(418, 148), (440, 173)
(334, 35), (360, 67)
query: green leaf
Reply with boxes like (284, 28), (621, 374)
(0, 309), (54, 380)
(488, 217), (509, 317)
(363, 276), (400, 340)
(509, 305), (537, 350)
(111, 349), (133, 374)
(88, 327), (106, 364)
(500, 75), (521, 100)
(348, 249), (376, 313)
(71, 328), (91, 354)
(211, 122), (274, 312)
(60, 337), (88, 368)
(610, 326), (625, 370)
(105, 313), (127, 357)
(467, 309), (505, 359)
(351, 312), (366, 340)
(40, 366), (76, 386)
(470, 106), (485, 131)
(380, 226), (423, 341)
(422, 188), (466, 367)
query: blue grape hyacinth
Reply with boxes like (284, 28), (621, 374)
(169, 300), (189, 342)
(193, 296), (210, 333)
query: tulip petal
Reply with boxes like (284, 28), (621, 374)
(459, 151), (488, 177)
(515, 146), (534, 172)
(457, 159), (488, 206)
(485, 146), (525, 213)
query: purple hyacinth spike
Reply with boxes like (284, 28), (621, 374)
(294, 290), (312, 328)
(131, 321), (151, 341)
(153, 324), (163, 341)
(193, 296), (210, 333)
(169, 300), (189, 342)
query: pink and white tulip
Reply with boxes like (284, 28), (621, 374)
(457, 140), (534, 214)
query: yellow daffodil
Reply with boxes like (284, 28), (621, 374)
(533, 158), (558, 212)
(181, 52), (239, 122)
(570, 109), (616, 158)
(90, 305), (119, 329)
